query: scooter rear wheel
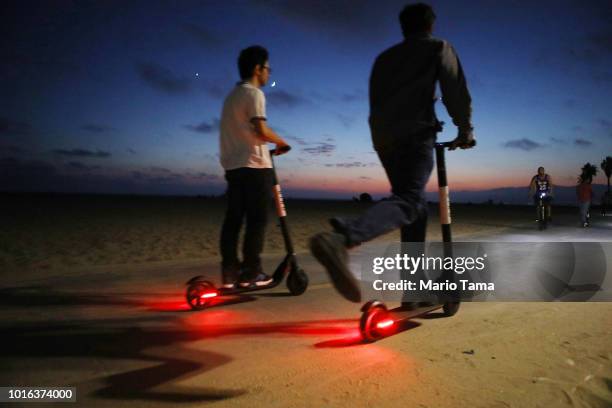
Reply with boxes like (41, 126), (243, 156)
(186, 280), (216, 310)
(360, 304), (389, 342)
(287, 267), (308, 296)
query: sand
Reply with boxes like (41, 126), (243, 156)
(0, 194), (610, 407)
(1, 194), (556, 276)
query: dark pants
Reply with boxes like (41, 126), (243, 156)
(220, 167), (273, 279)
(339, 132), (435, 244)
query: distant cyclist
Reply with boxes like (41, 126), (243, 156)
(529, 166), (554, 221)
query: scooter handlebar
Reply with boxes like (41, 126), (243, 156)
(436, 140), (477, 149)
(270, 145), (292, 155)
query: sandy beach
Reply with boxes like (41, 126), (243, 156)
(0, 194), (572, 277)
(0, 194), (610, 407)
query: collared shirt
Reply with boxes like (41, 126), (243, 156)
(219, 82), (272, 170)
(369, 33), (472, 150)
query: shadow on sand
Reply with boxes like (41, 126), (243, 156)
(0, 286), (372, 403)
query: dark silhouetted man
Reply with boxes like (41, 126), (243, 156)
(310, 3), (475, 302)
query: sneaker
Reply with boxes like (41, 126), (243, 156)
(249, 272), (274, 287)
(309, 232), (361, 302)
(238, 265), (273, 288)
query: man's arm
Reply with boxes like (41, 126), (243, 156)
(548, 175), (554, 196)
(251, 119), (289, 153)
(439, 41), (474, 150)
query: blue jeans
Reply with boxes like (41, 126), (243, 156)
(336, 132), (435, 244)
(579, 201), (590, 224)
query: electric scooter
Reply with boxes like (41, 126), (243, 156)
(186, 145), (309, 310)
(359, 140), (474, 341)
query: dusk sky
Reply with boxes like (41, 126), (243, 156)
(1, 0), (611, 199)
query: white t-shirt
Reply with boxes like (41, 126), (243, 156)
(219, 82), (272, 170)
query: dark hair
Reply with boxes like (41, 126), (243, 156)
(238, 45), (268, 80)
(399, 3), (436, 36)
(538, 166), (545, 172)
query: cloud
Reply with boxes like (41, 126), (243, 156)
(66, 161), (101, 171)
(340, 90), (367, 102)
(267, 90), (308, 108)
(310, 89), (367, 105)
(302, 142), (336, 155)
(0, 117), (31, 136)
(184, 118), (220, 134)
(127, 148), (137, 155)
(599, 119), (612, 129)
(574, 138), (592, 147)
(252, 0), (396, 43)
(201, 81), (229, 99)
(150, 166), (171, 173)
(550, 137), (564, 144)
(136, 62), (192, 94)
(182, 23), (225, 48)
(52, 148), (111, 158)
(193, 172), (220, 181)
(81, 124), (115, 133)
(325, 161), (369, 168)
(0, 157), (224, 195)
(503, 138), (544, 151)
(285, 135), (308, 145)
(267, 90), (307, 108)
(336, 113), (354, 128)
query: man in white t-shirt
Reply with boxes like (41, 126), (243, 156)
(219, 45), (290, 289)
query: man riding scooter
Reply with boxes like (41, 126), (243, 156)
(529, 166), (554, 223)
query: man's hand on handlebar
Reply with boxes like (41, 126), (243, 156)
(272, 141), (291, 155)
(450, 127), (476, 151)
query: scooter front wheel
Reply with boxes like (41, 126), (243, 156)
(360, 304), (391, 342)
(287, 267), (308, 296)
(186, 280), (217, 310)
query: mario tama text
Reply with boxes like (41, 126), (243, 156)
(372, 279), (495, 292)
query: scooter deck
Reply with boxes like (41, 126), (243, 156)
(216, 278), (284, 295)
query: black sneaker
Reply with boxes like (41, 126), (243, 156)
(309, 232), (361, 302)
(238, 266), (273, 288)
(249, 272), (274, 287)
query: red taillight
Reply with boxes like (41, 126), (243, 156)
(376, 319), (394, 329)
(201, 291), (218, 299)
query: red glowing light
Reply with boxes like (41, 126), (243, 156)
(201, 292), (218, 299)
(376, 319), (394, 329)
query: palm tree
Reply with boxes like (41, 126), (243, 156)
(579, 162), (598, 183)
(602, 156), (612, 196)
